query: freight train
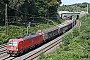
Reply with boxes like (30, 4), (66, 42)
(7, 19), (76, 56)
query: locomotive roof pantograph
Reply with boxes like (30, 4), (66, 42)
(15, 33), (40, 40)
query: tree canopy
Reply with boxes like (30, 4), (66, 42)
(59, 2), (90, 13)
(0, 0), (62, 25)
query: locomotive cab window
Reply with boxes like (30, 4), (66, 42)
(8, 40), (17, 46)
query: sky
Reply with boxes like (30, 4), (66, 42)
(62, 0), (90, 5)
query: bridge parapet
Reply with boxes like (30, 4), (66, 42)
(58, 11), (87, 19)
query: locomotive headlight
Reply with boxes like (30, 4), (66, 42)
(14, 48), (18, 51)
(16, 48), (18, 51)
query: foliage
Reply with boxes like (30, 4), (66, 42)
(39, 36), (90, 60)
(0, 0), (61, 25)
(62, 26), (80, 46)
(59, 2), (90, 13)
(0, 18), (63, 44)
(39, 14), (90, 60)
(80, 14), (90, 39)
(62, 32), (73, 46)
(0, 0), (62, 44)
(72, 26), (80, 37)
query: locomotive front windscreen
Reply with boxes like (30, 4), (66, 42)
(8, 40), (17, 46)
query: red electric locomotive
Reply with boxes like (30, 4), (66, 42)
(7, 32), (43, 56)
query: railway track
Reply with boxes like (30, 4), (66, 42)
(0, 50), (7, 55)
(0, 44), (6, 49)
(76, 20), (81, 27)
(13, 33), (63, 60)
(13, 20), (81, 60)
(2, 56), (16, 60)
(24, 34), (62, 60)
(0, 44), (7, 55)
(0, 20), (81, 60)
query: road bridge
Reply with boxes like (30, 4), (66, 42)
(58, 11), (80, 20)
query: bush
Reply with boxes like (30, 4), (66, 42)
(62, 32), (73, 46)
(39, 14), (90, 60)
(72, 26), (80, 37)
